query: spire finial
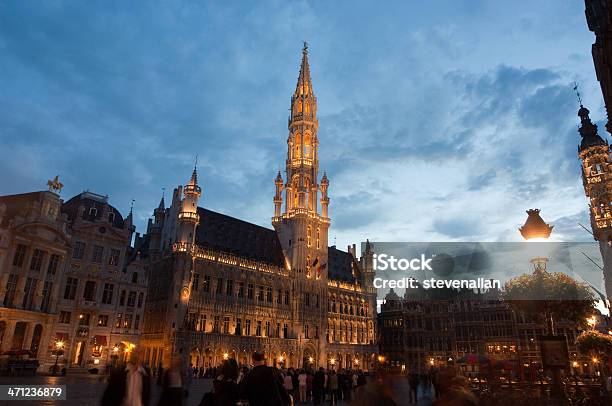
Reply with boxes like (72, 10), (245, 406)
(573, 82), (583, 107)
(194, 154), (198, 170)
(130, 199), (135, 214)
(303, 41), (308, 53)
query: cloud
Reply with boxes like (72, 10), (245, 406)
(0, 0), (605, 253)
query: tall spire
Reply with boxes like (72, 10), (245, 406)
(296, 41), (313, 96)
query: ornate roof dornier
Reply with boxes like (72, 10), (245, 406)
(178, 164), (202, 231)
(577, 104), (612, 237)
(578, 105), (608, 152)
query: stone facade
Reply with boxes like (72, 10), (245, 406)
(140, 44), (378, 371)
(379, 288), (587, 374)
(0, 187), (146, 371)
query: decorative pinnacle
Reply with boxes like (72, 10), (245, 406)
(573, 82), (583, 107)
(303, 41), (308, 53)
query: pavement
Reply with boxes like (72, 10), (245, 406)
(0, 373), (435, 405)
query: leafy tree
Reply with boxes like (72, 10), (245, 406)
(576, 330), (612, 356)
(503, 271), (595, 333)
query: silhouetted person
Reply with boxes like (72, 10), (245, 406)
(239, 352), (291, 406)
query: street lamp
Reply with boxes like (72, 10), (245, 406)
(586, 316), (597, 330)
(223, 352), (229, 360)
(52, 340), (64, 375)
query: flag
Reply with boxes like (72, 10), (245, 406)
(317, 262), (327, 276)
(311, 257), (319, 268)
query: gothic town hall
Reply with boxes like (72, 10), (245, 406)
(140, 44), (378, 371)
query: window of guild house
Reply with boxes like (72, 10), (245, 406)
(30, 249), (45, 272)
(127, 291), (136, 307)
(115, 313), (122, 328)
(64, 277), (78, 300)
(216, 278), (223, 295)
(41, 281), (53, 312)
(192, 273), (199, 291)
(266, 287), (272, 302)
(283, 323), (288, 338)
(102, 283), (114, 304)
(131, 272), (138, 284)
(108, 249), (120, 266)
(257, 286), (264, 302)
(137, 292), (144, 308)
(124, 314), (133, 329)
(4, 274), (18, 306)
(97, 314), (108, 327)
(72, 241), (85, 260)
(22, 277), (38, 310)
(59, 311), (71, 324)
(265, 321), (270, 337)
(247, 284), (254, 300)
(203, 275), (210, 293)
(305, 293), (310, 307)
(92, 245), (104, 263)
(83, 281), (96, 301)
(238, 282), (244, 298)
(213, 316), (220, 333)
(48, 254), (60, 275)
(226, 279), (233, 296)
(79, 313), (90, 326)
(235, 318), (242, 335)
(305, 324), (309, 339)
(276, 289), (282, 304)
(135, 315), (140, 330)
(284, 290), (289, 305)
(12, 244), (27, 267)
(119, 290), (126, 306)
(245, 319), (251, 336)
(256, 321), (262, 336)
(223, 317), (229, 334)
(276, 322), (280, 338)
(108, 212), (115, 223)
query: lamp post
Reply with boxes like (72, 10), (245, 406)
(52, 340), (64, 376)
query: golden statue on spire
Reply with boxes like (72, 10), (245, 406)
(47, 175), (64, 194)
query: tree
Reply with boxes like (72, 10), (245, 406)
(576, 330), (612, 356)
(503, 271), (595, 333)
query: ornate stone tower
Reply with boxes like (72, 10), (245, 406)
(585, 0), (612, 133)
(177, 166), (201, 248)
(577, 104), (612, 301)
(272, 43), (331, 364)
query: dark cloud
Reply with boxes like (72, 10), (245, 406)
(0, 1), (604, 247)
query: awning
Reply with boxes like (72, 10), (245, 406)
(91, 335), (107, 346)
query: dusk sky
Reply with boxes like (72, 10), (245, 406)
(0, 1), (608, 250)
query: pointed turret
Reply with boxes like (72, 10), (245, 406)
(295, 42), (313, 97)
(578, 105), (608, 151)
(177, 162), (202, 248)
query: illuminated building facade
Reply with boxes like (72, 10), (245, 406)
(140, 44), (378, 370)
(581, 0), (612, 302)
(379, 288), (586, 373)
(0, 184), (146, 371)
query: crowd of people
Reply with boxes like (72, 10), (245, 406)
(101, 351), (370, 406)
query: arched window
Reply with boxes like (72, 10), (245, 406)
(307, 226), (312, 247)
(132, 272), (138, 284)
(304, 134), (311, 158)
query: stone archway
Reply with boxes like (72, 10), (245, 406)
(302, 343), (317, 370)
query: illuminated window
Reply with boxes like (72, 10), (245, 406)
(304, 134), (311, 157)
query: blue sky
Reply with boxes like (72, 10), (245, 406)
(0, 1), (608, 249)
